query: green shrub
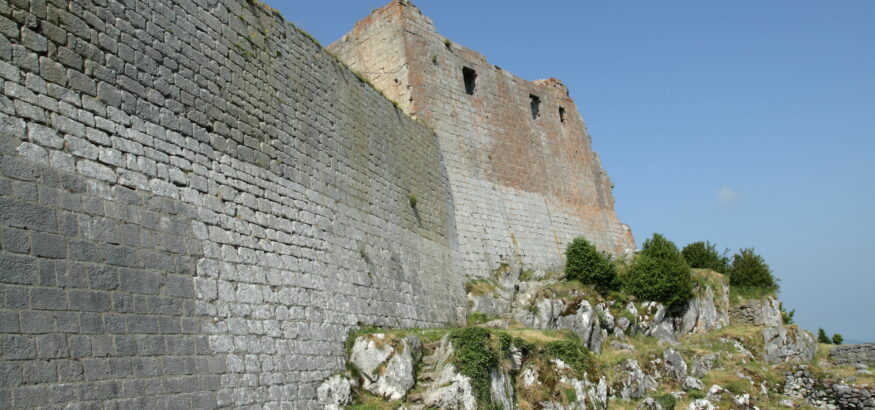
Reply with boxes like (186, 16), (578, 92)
(832, 333), (843, 345)
(728, 248), (778, 290)
(817, 328), (831, 344)
(681, 241), (729, 273)
(449, 328), (499, 407)
(467, 312), (489, 325)
(780, 304), (795, 325)
(655, 393), (677, 409)
(623, 234), (694, 311)
(543, 340), (596, 380)
(564, 237), (616, 292)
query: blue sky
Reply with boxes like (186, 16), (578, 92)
(266, 1), (875, 342)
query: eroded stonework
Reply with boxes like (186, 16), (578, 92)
(330, 0), (635, 277)
(0, 0), (631, 407)
(0, 0), (464, 407)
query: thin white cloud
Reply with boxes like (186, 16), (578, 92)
(717, 186), (741, 205)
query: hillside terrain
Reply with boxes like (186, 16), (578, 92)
(319, 267), (875, 409)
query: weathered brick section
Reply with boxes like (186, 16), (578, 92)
(331, 0), (636, 277)
(0, 0), (464, 407)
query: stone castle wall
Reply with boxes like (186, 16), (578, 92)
(0, 0), (466, 407)
(830, 344), (875, 366)
(329, 1), (635, 278)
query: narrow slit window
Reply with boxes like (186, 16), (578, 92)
(463, 67), (477, 95)
(559, 106), (566, 123)
(530, 95), (541, 120)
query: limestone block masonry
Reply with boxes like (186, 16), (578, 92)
(0, 0), (467, 407)
(830, 343), (875, 366)
(329, 0), (636, 277)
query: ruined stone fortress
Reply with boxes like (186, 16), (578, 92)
(0, 0), (632, 407)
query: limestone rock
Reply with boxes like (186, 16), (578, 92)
(683, 376), (704, 391)
(762, 326), (816, 364)
(349, 334), (420, 400)
(617, 316), (632, 332)
(636, 397), (663, 410)
(597, 303), (615, 332)
(681, 282), (729, 334)
(522, 367), (540, 387)
(350, 334), (394, 382)
(517, 297), (565, 329)
(490, 368), (514, 410)
(649, 319), (678, 345)
(687, 399), (716, 410)
(548, 299), (604, 353)
(691, 353), (718, 378)
(619, 359), (658, 400)
(611, 340), (636, 351)
(423, 337), (477, 410)
(705, 385), (725, 401)
(316, 375), (354, 410)
(663, 348), (688, 381)
(730, 296), (783, 327)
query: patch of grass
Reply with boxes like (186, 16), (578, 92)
(729, 286), (776, 305)
(348, 389), (403, 410)
(443, 38), (453, 49)
(467, 312), (495, 325)
(656, 393), (678, 409)
(543, 340), (597, 381)
(408, 193), (417, 208)
(465, 278), (498, 296)
(519, 269), (536, 282)
(562, 386), (577, 403)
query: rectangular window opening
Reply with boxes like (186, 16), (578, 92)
(463, 67), (477, 95)
(530, 95), (541, 120)
(559, 106), (566, 123)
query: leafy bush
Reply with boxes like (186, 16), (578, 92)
(817, 328), (831, 344)
(728, 248), (778, 290)
(623, 234), (694, 311)
(832, 333), (843, 345)
(449, 328), (499, 406)
(656, 393), (677, 409)
(543, 340), (596, 380)
(681, 241), (729, 273)
(564, 237), (616, 292)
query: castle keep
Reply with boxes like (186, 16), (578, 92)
(330, 1), (635, 276)
(0, 0), (630, 407)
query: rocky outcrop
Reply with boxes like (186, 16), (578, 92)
(830, 343), (875, 366)
(316, 375), (354, 410)
(663, 348), (688, 380)
(681, 281), (730, 333)
(618, 359), (659, 400)
(349, 334), (421, 400)
(499, 271), (732, 353)
(762, 326), (816, 364)
(491, 369), (515, 410)
(423, 336), (478, 410)
(730, 296), (783, 327)
(556, 300), (606, 353)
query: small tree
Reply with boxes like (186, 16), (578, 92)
(565, 237), (616, 292)
(817, 328), (831, 344)
(832, 333), (843, 345)
(624, 234), (694, 311)
(681, 241), (729, 273)
(780, 304), (795, 325)
(728, 248), (778, 290)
